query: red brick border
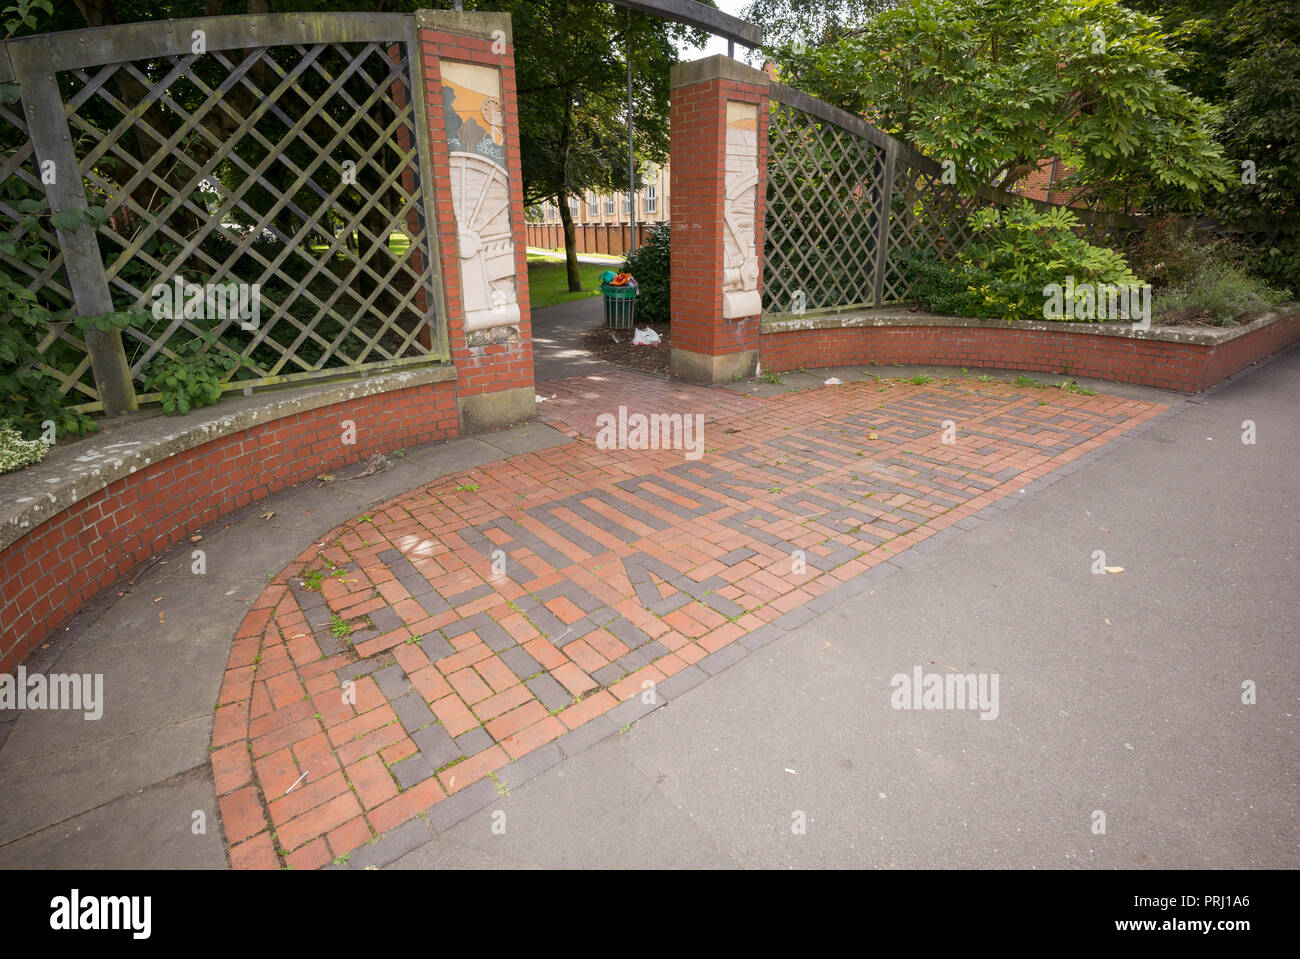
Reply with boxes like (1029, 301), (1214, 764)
(758, 312), (1300, 393)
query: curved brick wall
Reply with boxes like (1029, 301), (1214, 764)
(758, 312), (1300, 393)
(0, 379), (459, 673)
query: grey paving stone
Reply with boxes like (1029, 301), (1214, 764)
(455, 727), (495, 757)
(391, 752), (435, 790)
(699, 643), (748, 676)
(738, 624), (782, 650)
(649, 593), (691, 616)
(655, 665), (707, 699)
(446, 584), (493, 608)
(412, 723), (462, 769)
(420, 632), (455, 661)
(477, 621), (515, 652)
(373, 665), (410, 701)
(607, 693), (662, 728)
(335, 659), (383, 682)
(411, 589), (449, 617)
(605, 616), (652, 650)
(499, 645), (542, 681)
(591, 663), (626, 687)
(718, 547), (756, 566)
(774, 607), (816, 630)
(368, 606), (404, 634)
(587, 605), (618, 625)
(499, 743), (563, 791)
(806, 586), (848, 613)
(552, 617), (593, 646)
(524, 673), (571, 711)
(427, 778), (500, 834)
(866, 562), (901, 581)
(615, 639), (669, 673)
(347, 819), (433, 870)
(956, 516), (986, 530)
(700, 591), (744, 618)
(555, 715), (618, 757)
(391, 693), (436, 732)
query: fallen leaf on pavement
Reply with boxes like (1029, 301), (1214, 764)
(1105, 566), (1124, 574)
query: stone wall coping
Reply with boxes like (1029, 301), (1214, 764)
(0, 365), (457, 553)
(415, 8), (512, 43)
(759, 304), (1300, 346)
(670, 54), (770, 90)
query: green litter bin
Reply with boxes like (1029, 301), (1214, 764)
(600, 271), (638, 329)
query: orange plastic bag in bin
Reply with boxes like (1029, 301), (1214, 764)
(609, 272), (634, 286)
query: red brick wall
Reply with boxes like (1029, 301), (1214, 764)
(758, 313), (1300, 393)
(419, 28), (533, 401)
(0, 17), (535, 674)
(670, 74), (768, 359)
(524, 222), (656, 257)
(0, 381), (459, 674)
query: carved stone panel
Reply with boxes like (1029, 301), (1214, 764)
(722, 100), (761, 320)
(442, 61), (520, 333)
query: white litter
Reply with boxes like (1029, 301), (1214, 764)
(534, 393), (556, 403)
(632, 327), (661, 346)
(824, 377), (843, 385)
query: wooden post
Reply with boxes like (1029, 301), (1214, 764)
(10, 46), (137, 415)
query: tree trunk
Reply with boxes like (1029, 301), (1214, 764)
(557, 87), (582, 291)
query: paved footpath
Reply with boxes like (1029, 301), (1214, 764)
(209, 369), (1164, 869)
(3, 341), (1295, 870)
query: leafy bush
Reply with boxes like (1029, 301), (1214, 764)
(621, 223), (670, 323)
(0, 422), (50, 474)
(142, 336), (245, 415)
(903, 201), (1140, 322)
(1123, 217), (1246, 291)
(1155, 262), (1292, 326)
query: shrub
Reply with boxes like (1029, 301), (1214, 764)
(1154, 262), (1292, 326)
(903, 201), (1140, 322)
(1123, 217), (1246, 291)
(0, 422), (50, 475)
(621, 223), (670, 323)
(142, 335), (245, 415)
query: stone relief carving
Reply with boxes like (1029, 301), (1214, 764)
(442, 62), (519, 333)
(722, 101), (761, 320)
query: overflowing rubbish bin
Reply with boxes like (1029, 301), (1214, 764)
(599, 269), (638, 329)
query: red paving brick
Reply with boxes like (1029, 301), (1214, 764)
(214, 372), (1164, 867)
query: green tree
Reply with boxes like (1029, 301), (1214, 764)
(771, 0), (1233, 214)
(740, 0), (897, 58)
(478, 0), (705, 292)
(1127, 0), (1299, 285)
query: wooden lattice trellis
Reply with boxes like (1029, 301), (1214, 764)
(764, 83), (1149, 318)
(1, 13), (446, 413)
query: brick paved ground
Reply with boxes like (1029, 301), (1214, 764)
(212, 371), (1164, 868)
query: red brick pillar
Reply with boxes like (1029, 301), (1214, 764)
(669, 56), (770, 383)
(416, 9), (535, 433)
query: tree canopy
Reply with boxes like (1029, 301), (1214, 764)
(767, 0), (1234, 214)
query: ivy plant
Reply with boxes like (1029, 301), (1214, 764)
(142, 334), (249, 415)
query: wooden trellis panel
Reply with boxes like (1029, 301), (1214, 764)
(764, 84), (1150, 316)
(2, 13), (447, 411)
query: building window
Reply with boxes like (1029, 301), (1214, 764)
(605, 195), (615, 216)
(588, 194), (598, 217)
(568, 197), (578, 218)
(644, 183), (657, 213)
(622, 193), (631, 215)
